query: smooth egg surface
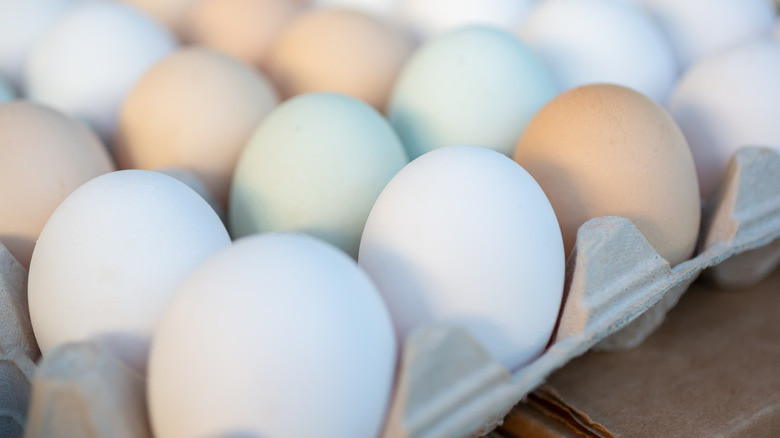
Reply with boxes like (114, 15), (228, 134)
(358, 145), (565, 371)
(514, 84), (700, 265)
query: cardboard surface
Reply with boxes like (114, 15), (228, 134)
(0, 243), (39, 438)
(24, 342), (151, 438)
(501, 265), (780, 437)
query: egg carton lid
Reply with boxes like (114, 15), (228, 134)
(380, 145), (780, 438)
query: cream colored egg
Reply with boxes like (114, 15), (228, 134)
(182, 0), (301, 70)
(116, 48), (278, 209)
(514, 84), (700, 265)
(0, 102), (114, 269)
(122, 0), (202, 37)
(267, 8), (414, 110)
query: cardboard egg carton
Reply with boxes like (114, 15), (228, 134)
(3, 147), (779, 437)
(381, 146), (780, 438)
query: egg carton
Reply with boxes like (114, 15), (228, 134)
(3, 147), (780, 437)
(380, 145), (780, 438)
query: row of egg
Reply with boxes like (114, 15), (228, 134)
(0, 1), (778, 438)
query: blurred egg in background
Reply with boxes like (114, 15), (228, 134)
(398, 0), (537, 40)
(668, 39), (780, 198)
(640, 0), (777, 71)
(0, 75), (14, 101)
(116, 47), (278, 210)
(181, 0), (301, 71)
(0, 102), (114, 269)
(0, 0), (80, 94)
(267, 8), (414, 111)
(388, 25), (557, 159)
(122, 0), (202, 38)
(518, 0), (678, 104)
(25, 1), (177, 144)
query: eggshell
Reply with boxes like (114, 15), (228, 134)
(0, 102), (114, 269)
(230, 92), (408, 258)
(398, 0), (536, 39)
(514, 84), (700, 266)
(148, 232), (396, 438)
(0, 0), (79, 92)
(668, 39), (780, 198)
(267, 8), (414, 110)
(388, 26), (557, 159)
(0, 75), (14, 102)
(312, 0), (398, 17)
(122, 0), (202, 37)
(25, 1), (177, 144)
(181, 0), (300, 70)
(116, 48), (278, 209)
(28, 170), (231, 373)
(641, 0), (777, 69)
(358, 145), (565, 371)
(519, 0), (678, 104)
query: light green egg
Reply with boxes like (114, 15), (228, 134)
(0, 75), (15, 102)
(229, 92), (409, 258)
(388, 25), (559, 159)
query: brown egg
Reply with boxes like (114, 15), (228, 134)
(0, 102), (115, 269)
(514, 84), (700, 266)
(115, 48), (278, 209)
(267, 8), (414, 111)
(122, 0), (202, 38)
(182, 0), (301, 70)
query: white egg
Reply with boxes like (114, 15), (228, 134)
(398, 0), (537, 40)
(0, 0), (80, 93)
(641, 0), (777, 70)
(0, 74), (14, 101)
(148, 232), (396, 438)
(668, 39), (780, 198)
(28, 170), (231, 373)
(388, 26), (558, 159)
(519, 0), (678, 104)
(25, 1), (177, 144)
(358, 145), (565, 371)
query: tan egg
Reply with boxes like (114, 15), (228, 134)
(182, 0), (301, 70)
(267, 8), (414, 111)
(122, 0), (202, 37)
(513, 84), (700, 266)
(115, 48), (278, 209)
(0, 102), (114, 269)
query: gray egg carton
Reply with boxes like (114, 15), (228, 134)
(2, 147), (780, 437)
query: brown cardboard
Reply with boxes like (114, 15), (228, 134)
(501, 265), (780, 437)
(381, 147), (780, 438)
(0, 243), (39, 438)
(24, 342), (151, 438)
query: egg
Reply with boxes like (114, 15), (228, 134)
(25, 1), (177, 144)
(148, 232), (396, 438)
(0, 75), (14, 102)
(115, 48), (278, 209)
(181, 0), (301, 70)
(519, 0), (678, 104)
(641, 0), (777, 70)
(0, 102), (114, 269)
(28, 170), (231, 373)
(122, 0), (202, 37)
(312, 0), (398, 17)
(267, 8), (414, 110)
(230, 92), (408, 258)
(358, 145), (565, 370)
(388, 25), (557, 159)
(0, 0), (79, 93)
(398, 0), (537, 39)
(668, 39), (780, 198)
(514, 84), (700, 265)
